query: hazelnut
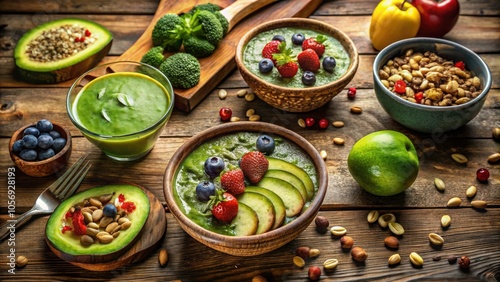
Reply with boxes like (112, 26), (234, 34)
(296, 246), (310, 259)
(314, 216), (329, 230)
(16, 256), (28, 268)
(458, 256), (471, 270)
(351, 246), (368, 262)
(384, 236), (400, 249)
(308, 265), (321, 281)
(340, 236), (354, 249)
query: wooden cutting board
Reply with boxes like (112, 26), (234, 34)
(46, 185), (167, 271)
(116, 0), (322, 112)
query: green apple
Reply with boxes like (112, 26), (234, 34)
(347, 130), (419, 196)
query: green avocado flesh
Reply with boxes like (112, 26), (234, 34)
(173, 132), (317, 236)
(45, 184), (150, 262)
(14, 18), (113, 83)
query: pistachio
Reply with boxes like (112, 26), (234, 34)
(388, 254), (401, 266)
(330, 226), (347, 236)
(293, 256), (305, 268)
(333, 137), (345, 146)
(378, 213), (396, 228)
(350, 106), (363, 114)
(332, 121), (344, 128)
(441, 214), (452, 228)
(428, 233), (445, 246)
(158, 249), (169, 267)
(388, 222), (405, 235)
(409, 252), (424, 266)
(236, 89), (247, 97)
(367, 210), (379, 223)
(351, 247), (368, 262)
(447, 197), (462, 207)
(434, 178), (446, 191)
(466, 186), (477, 198)
(323, 258), (339, 271)
(384, 236), (400, 249)
(471, 200), (487, 209)
(451, 153), (468, 164)
(16, 256), (28, 268)
(487, 153), (500, 164)
(218, 89), (227, 100)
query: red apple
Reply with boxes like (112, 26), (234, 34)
(411, 0), (460, 38)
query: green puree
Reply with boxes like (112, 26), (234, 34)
(243, 27), (350, 87)
(173, 132), (318, 236)
(73, 72), (168, 136)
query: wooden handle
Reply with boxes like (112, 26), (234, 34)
(221, 0), (279, 32)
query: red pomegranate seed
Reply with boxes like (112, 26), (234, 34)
(219, 107), (232, 121)
(476, 168), (490, 182)
(305, 117), (315, 128)
(454, 61), (465, 70)
(394, 80), (406, 94)
(347, 87), (356, 99)
(415, 92), (424, 104)
(318, 118), (329, 129)
(85, 29), (91, 37)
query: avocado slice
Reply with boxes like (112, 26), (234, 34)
(14, 18), (113, 84)
(45, 184), (149, 263)
(264, 170), (308, 202)
(256, 177), (304, 217)
(245, 186), (285, 230)
(231, 202), (258, 236)
(266, 157), (315, 201)
(237, 191), (275, 234)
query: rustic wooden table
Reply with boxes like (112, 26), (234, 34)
(0, 0), (499, 281)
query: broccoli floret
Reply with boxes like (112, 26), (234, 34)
(189, 3), (221, 14)
(140, 46), (165, 68)
(213, 11), (229, 36)
(152, 13), (184, 52)
(183, 36), (216, 58)
(183, 10), (223, 47)
(159, 53), (200, 89)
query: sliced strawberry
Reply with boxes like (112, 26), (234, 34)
(297, 49), (320, 72)
(302, 34), (327, 57)
(211, 191), (238, 223)
(220, 168), (245, 195)
(261, 40), (281, 64)
(240, 151), (269, 184)
(273, 42), (298, 78)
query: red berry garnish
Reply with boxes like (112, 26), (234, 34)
(476, 168), (490, 182)
(305, 117), (315, 128)
(394, 80), (406, 94)
(414, 92), (424, 104)
(318, 118), (329, 129)
(347, 87), (357, 99)
(84, 29), (91, 37)
(219, 107), (232, 121)
(455, 61), (465, 70)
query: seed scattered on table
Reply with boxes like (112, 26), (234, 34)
(248, 114), (260, 121)
(246, 109), (255, 117)
(441, 214), (451, 228)
(447, 197), (462, 207)
(298, 118), (306, 128)
(333, 137), (345, 146)
(245, 93), (255, 102)
(466, 186), (477, 198)
(487, 153), (500, 164)
(236, 89), (247, 97)
(388, 254), (401, 266)
(434, 177), (445, 191)
(332, 121), (345, 128)
(471, 200), (487, 209)
(350, 106), (363, 114)
(451, 153), (468, 164)
(320, 150), (327, 160)
(230, 117), (240, 122)
(218, 89), (227, 100)
(16, 256), (28, 268)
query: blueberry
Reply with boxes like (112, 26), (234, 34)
(302, 71), (316, 86)
(23, 127), (40, 137)
(322, 56), (337, 73)
(36, 119), (53, 133)
(258, 58), (274, 73)
(12, 140), (24, 155)
(38, 148), (55, 160)
(272, 35), (285, 42)
(256, 134), (275, 155)
(204, 156), (225, 179)
(196, 181), (216, 202)
(19, 149), (37, 161)
(48, 130), (61, 139)
(38, 134), (54, 149)
(291, 33), (305, 45)
(22, 134), (38, 149)
(103, 203), (117, 217)
(52, 138), (67, 153)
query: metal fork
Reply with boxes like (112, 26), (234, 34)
(0, 155), (91, 242)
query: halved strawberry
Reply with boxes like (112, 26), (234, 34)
(220, 168), (245, 195)
(302, 34), (327, 57)
(211, 191), (238, 223)
(240, 151), (269, 183)
(297, 49), (320, 72)
(261, 40), (282, 64)
(273, 42), (298, 78)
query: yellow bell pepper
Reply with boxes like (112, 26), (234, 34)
(369, 0), (421, 51)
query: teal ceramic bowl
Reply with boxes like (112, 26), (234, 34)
(373, 38), (492, 133)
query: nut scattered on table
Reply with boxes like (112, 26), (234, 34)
(314, 215), (330, 230)
(466, 186), (477, 198)
(296, 246), (310, 259)
(330, 226), (347, 236)
(409, 252), (424, 267)
(388, 254), (401, 266)
(236, 89), (247, 98)
(333, 137), (345, 146)
(451, 153), (468, 164)
(218, 89), (227, 100)
(441, 214), (452, 228)
(158, 249), (168, 267)
(293, 256), (305, 268)
(252, 275), (268, 282)
(384, 236), (400, 249)
(367, 210), (379, 223)
(388, 222), (405, 235)
(458, 255), (471, 270)
(320, 150), (327, 160)
(298, 118), (306, 128)
(16, 256), (28, 268)
(350, 106), (363, 114)
(332, 121), (345, 128)
(378, 213), (396, 228)
(340, 236), (354, 249)
(434, 177), (445, 191)
(323, 258), (339, 271)
(351, 246), (368, 262)
(471, 200), (487, 209)
(448, 256), (458, 264)
(487, 153), (500, 164)
(246, 109), (255, 117)
(492, 127), (500, 141)
(447, 197), (462, 207)
(428, 233), (445, 246)
(309, 248), (320, 258)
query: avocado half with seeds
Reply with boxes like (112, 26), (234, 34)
(45, 184), (149, 264)
(14, 18), (113, 84)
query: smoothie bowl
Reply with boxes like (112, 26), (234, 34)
(235, 18), (359, 112)
(163, 122), (328, 256)
(67, 61), (174, 161)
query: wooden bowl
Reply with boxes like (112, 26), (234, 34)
(163, 122), (328, 256)
(9, 122), (72, 177)
(235, 18), (359, 112)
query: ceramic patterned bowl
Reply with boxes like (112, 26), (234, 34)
(163, 122), (328, 256)
(373, 37), (492, 133)
(235, 18), (359, 113)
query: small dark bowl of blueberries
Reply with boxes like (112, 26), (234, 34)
(9, 119), (72, 177)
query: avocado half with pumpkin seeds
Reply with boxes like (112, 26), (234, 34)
(45, 184), (150, 264)
(14, 18), (113, 84)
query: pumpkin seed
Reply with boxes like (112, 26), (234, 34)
(330, 226), (347, 236)
(218, 89), (227, 100)
(434, 178), (445, 191)
(367, 210), (379, 223)
(388, 222), (405, 235)
(112, 231), (120, 238)
(97, 233), (114, 244)
(409, 252), (424, 266)
(447, 197), (462, 207)
(471, 200), (487, 209)
(451, 153), (468, 164)
(441, 215), (451, 228)
(323, 258), (339, 270)
(388, 254), (401, 265)
(80, 235), (94, 246)
(428, 233), (444, 245)
(83, 211), (93, 224)
(466, 186), (477, 198)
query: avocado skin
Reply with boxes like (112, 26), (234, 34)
(14, 18), (113, 84)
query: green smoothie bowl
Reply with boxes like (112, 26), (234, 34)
(235, 18), (359, 112)
(163, 122), (328, 256)
(67, 61), (174, 161)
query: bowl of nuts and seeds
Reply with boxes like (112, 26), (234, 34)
(373, 37), (492, 133)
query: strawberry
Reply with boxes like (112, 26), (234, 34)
(276, 61), (298, 78)
(220, 168), (245, 195)
(240, 151), (269, 184)
(272, 42), (298, 78)
(211, 191), (238, 223)
(302, 34), (327, 57)
(297, 49), (320, 72)
(261, 40), (282, 64)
